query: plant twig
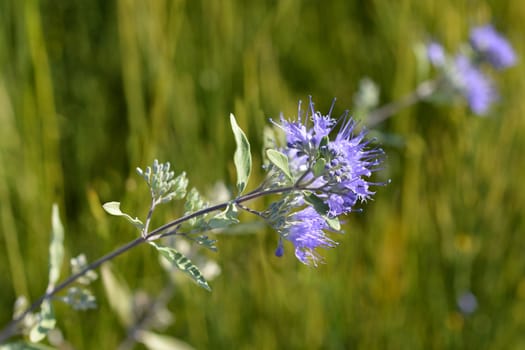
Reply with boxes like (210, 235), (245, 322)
(0, 185), (299, 343)
(365, 79), (438, 127)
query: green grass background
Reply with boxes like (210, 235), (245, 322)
(1, 0), (525, 349)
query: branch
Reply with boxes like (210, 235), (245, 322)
(365, 79), (438, 127)
(0, 185), (298, 343)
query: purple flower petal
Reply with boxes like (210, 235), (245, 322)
(454, 55), (497, 115)
(427, 41), (446, 67)
(470, 24), (516, 69)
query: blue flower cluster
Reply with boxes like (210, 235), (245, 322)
(268, 98), (384, 266)
(470, 25), (516, 69)
(427, 24), (516, 115)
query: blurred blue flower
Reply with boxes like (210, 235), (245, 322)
(470, 24), (516, 69)
(427, 42), (446, 67)
(457, 291), (478, 314)
(454, 55), (497, 115)
(425, 24), (515, 116)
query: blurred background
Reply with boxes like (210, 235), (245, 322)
(1, 0), (524, 349)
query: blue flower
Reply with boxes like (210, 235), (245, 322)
(277, 207), (337, 266)
(275, 99), (382, 211)
(454, 55), (497, 115)
(270, 98), (384, 265)
(427, 42), (446, 67)
(470, 24), (516, 70)
(324, 118), (382, 215)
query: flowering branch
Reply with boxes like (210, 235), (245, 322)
(1, 97), (388, 345)
(358, 24), (517, 128)
(0, 180), (354, 342)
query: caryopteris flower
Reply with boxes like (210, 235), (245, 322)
(470, 24), (516, 70)
(276, 207), (337, 266)
(427, 42), (446, 67)
(454, 54), (497, 115)
(268, 98), (384, 266)
(426, 23), (515, 116)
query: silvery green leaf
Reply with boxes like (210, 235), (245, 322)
(13, 296), (29, 320)
(323, 215), (341, 231)
(171, 172), (188, 200)
(62, 287), (96, 310)
(230, 113), (252, 194)
(102, 202), (144, 230)
(70, 254), (97, 285)
(266, 149), (293, 182)
(101, 264), (133, 327)
(208, 203), (239, 229)
(312, 158), (326, 178)
(149, 242), (211, 291)
(136, 330), (195, 350)
(48, 204), (64, 287)
(353, 77), (380, 112)
(0, 341), (57, 350)
(194, 235), (218, 252)
(184, 188), (208, 227)
(28, 301), (55, 343)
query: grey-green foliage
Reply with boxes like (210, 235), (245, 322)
(47, 205), (64, 288)
(27, 205), (64, 343)
(130, 126), (253, 287)
(104, 160), (225, 291)
(0, 341), (56, 349)
(229, 114), (252, 195)
(10, 205), (98, 347)
(70, 254), (98, 285)
(28, 302), (55, 343)
(102, 202), (145, 231)
(183, 188), (208, 228)
(149, 242), (211, 291)
(266, 149), (293, 183)
(60, 287), (96, 311)
(208, 204), (239, 229)
(136, 159), (188, 204)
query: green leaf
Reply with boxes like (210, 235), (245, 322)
(303, 193), (341, 231)
(170, 172), (188, 200)
(312, 158), (326, 178)
(303, 193), (329, 213)
(137, 330), (195, 350)
(149, 242), (211, 291)
(0, 341), (57, 350)
(323, 215), (341, 231)
(101, 265), (133, 327)
(62, 287), (97, 310)
(70, 254), (97, 285)
(208, 203), (239, 229)
(266, 149), (293, 182)
(102, 202), (144, 230)
(29, 301), (55, 343)
(230, 113), (252, 194)
(184, 188), (208, 227)
(48, 204), (64, 286)
(319, 135), (330, 148)
(194, 235), (218, 252)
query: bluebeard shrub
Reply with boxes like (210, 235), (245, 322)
(0, 21), (517, 350)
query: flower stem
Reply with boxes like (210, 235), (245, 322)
(0, 236), (146, 343)
(0, 185), (298, 343)
(365, 79), (438, 127)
